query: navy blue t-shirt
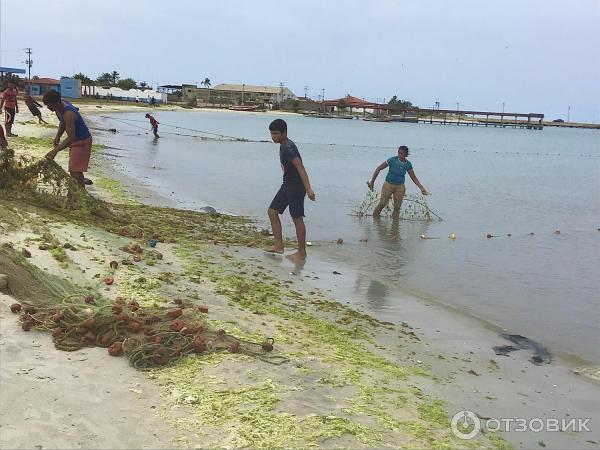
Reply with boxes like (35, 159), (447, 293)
(280, 139), (302, 185)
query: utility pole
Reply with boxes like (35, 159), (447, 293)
(24, 48), (33, 81)
(502, 102), (505, 113)
(567, 105), (571, 122)
(304, 85), (308, 99)
(456, 102), (459, 111)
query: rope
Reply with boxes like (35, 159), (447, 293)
(100, 115), (269, 142)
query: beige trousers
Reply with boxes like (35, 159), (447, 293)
(373, 182), (406, 216)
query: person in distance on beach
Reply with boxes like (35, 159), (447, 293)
(145, 113), (160, 138)
(367, 145), (429, 218)
(1, 81), (19, 137)
(265, 119), (316, 261)
(43, 90), (93, 188)
(24, 90), (48, 124)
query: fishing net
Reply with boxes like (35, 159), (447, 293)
(0, 148), (110, 217)
(9, 296), (276, 369)
(0, 151), (278, 369)
(1, 245), (276, 370)
(352, 189), (443, 221)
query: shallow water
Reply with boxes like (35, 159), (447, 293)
(96, 110), (600, 363)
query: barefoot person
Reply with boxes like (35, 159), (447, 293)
(367, 145), (429, 218)
(24, 91), (47, 124)
(145, 113), (159, 138)
(1, 81), (19, 137)
(43, 90), (93, 188)
(265, 119), (316, 260)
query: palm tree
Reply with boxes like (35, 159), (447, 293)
(111, 71), (120, 84)
(201, 78), (211, 105)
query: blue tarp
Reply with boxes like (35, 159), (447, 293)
(0, 67), (26, 74)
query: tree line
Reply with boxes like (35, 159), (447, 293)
(69, 72), (212, 92)
(68, 71), (146, 90)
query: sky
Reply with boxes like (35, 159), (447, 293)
(1, 0), (599, 121)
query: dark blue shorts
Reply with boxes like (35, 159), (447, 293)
(269, 183), (306, 218)
(4, 108), (15, 125)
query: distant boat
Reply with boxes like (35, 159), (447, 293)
(304, 113), (334, 118)
(304, 113), (355, 119)
(229, 104), (262, 112)
(363, 116), (393, 122)
(391, 117), (418, 123)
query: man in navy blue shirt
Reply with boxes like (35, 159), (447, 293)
(265, 119), (316, 261)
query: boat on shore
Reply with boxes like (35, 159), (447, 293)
(304, 113), (356, 119)
(391, 116), (418, 123)
(229, 104), (262, 112)
(363, 116), (393, 122)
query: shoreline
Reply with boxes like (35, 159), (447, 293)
(94, 108), (599, 369)
(92, 108), (600, 445)
(1, 103), (599, 449)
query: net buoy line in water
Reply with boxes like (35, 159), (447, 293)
(98, 116), (600, 158)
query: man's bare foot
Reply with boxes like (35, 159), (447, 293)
(7, 133), (18, 137)
(286, 251), (306, 261)
(264, 245), (284, 254)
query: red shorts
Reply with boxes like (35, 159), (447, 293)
(68, 137), (92, 173)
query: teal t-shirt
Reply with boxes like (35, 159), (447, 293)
(385, 157), (413, 185)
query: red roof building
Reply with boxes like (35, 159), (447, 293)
(322, 94), (391, 114)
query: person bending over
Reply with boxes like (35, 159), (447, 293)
(43, 90), (93, 188)
(24, 91), (47, 124)
(145, 113), (160, 138)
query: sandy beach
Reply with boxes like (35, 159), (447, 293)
(1, 101), (599, 450)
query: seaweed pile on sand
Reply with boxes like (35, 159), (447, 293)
(0, 150), (277, 369)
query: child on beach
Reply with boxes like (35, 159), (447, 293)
(43, 90), (93, 188)
(367, 145), (429, 218)
(24, 92), (47, 124)
(145, 113), (160, 138)
(265, 119), (316, 261)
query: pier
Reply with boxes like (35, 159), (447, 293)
(393, 108), (545, 130)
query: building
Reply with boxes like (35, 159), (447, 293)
(211, 84), (296, 106)
(323, 95), (391, 116)
(25, 78), (60, 96)
(0, 66), (26, 84)
(24, 77), (82, 98)
(93, 86), (166, 103)
(59, 78), (81, 98)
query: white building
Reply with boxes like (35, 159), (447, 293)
(92, 86), (167, 103)
(211, 83), (296, 105)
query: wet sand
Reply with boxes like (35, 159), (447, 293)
(1, 102), (599, 449)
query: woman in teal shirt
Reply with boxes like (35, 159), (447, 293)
(367, 145), (429, 218)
